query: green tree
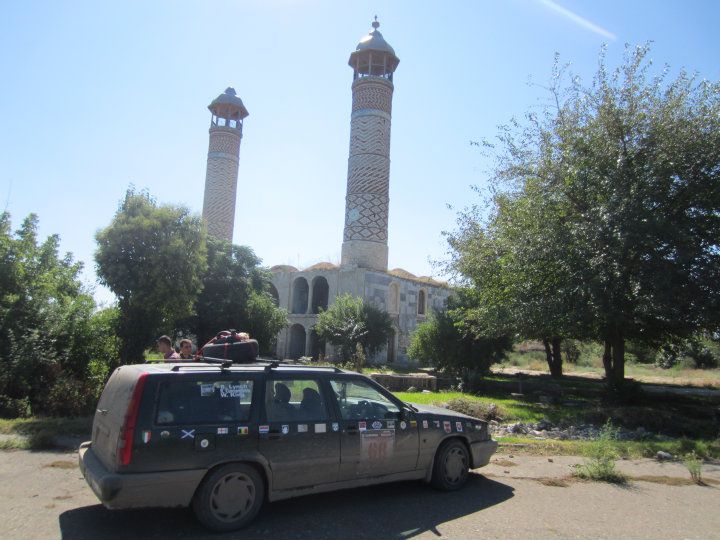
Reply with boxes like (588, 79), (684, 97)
(408, 290), (512, 391)
(0, 212), (110, 416)
(182, 237), (287, 355)
(451, 45), (720, 389)
(95, 189), (207, 363)
(314, 294), (392, 369)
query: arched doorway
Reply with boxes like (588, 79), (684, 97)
(291, 278), (309, 314)
(311, 276), (329, 314)
(288, 324), (306, 359)
(309, 329), (326, 361)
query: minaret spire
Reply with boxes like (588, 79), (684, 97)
(340, 19), (400, 271)
(201, 88), (249, 243)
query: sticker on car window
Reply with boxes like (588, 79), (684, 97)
(218, 383), (252, 398)
(200, 383), (214, 397)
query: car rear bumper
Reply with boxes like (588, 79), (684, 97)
(470, 439), (498, 468)
(78, 442), (204, 509)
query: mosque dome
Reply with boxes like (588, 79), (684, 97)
(208, 87), (249, 120)
(349, 18), (400, 76)
(355, 19), (396, 55)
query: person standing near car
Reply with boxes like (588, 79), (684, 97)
(179, 338), (194, 360)
(157, 335), (180, 361)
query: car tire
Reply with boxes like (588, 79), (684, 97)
(192, 463), (265, 532)
(431, 439), (470, 491)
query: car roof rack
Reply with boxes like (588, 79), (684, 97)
(170, 359), (345, 373)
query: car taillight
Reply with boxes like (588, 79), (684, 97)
(118, 373), (148, 467)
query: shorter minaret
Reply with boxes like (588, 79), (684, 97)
(341, 18), (400, 271)
(202, 88), (249, 243)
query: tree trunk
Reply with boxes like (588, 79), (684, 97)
(602, 334), (625, 389)
(543, 337), (563, 379)
(602, 340), (612, 380)
(611, 334), (625, 388)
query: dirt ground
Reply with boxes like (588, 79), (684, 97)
(1, 449), (719, 540)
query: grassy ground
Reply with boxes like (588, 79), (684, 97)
(0, 416), (92, 450)
(501, 342), (720, 387)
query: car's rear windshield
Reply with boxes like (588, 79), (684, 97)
(155, 379), (254, 425)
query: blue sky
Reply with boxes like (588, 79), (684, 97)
(2, 0), (719, 306)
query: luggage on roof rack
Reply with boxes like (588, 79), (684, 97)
(198, 329), (259, 363)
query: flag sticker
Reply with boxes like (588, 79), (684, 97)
(358, 421), (367, 432)
(217, 427), (228, 435)
(298, 424), (308, 433)
(181, 429), (195, 439)
(141, 430), (151, 444)
(259, 425), (270, 434)
(237, 426), (249, 435)
(315, 423), (327, 433)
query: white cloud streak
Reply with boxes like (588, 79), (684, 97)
(537, 0), (617, 41)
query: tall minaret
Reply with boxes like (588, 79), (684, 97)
(202, 88), (249, 243)
(341, 18), (400, 271)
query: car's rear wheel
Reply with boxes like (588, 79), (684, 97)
(193, 463), (264, 532)
(431, 439), (470, 490)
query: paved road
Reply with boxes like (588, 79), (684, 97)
(1, 449), (719, 540)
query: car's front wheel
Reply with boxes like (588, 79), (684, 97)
(193, 463), (265, 532)
(431, 439), (470, 490)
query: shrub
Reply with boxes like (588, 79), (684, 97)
(574, 421), (627, 484)
(683, 453), (704, 485)
(443, 397), (505, 422)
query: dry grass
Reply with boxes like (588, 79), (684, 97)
(537, 477), (572, 487)
(630, 475), (718, 486)
(44, 460), (76, 469)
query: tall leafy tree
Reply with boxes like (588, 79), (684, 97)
(182, 237), (287, 354)
(314, 294), (392, 368)
(451, 45), (720, 388)
(0, 212), (110, 416)
(95, 189), (207, 363)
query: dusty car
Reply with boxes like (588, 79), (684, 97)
(79, 360), (497, 531)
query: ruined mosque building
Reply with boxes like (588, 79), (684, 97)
(202, 19), (450, 363)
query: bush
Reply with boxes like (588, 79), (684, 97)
(683, 453), (704, 485)
(443, 397), (505, 422)
(563, 340), (581, 364)
(574, 421), (627, 484)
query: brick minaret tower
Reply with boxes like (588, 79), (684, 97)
(202, 88), (249, 243)
(341, 18), (400, 271)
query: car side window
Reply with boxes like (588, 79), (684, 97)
(330, 379), (401, 420)
(265, 379), (328, 422)
(155, 379), (253, 425)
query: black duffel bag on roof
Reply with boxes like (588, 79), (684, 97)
(199, 330), (259, 363)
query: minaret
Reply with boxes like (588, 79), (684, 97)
(341, 18), (400, 271)
(202, 88), (249, 243)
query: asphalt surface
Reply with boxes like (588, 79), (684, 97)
(1, 449), (719, 540)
